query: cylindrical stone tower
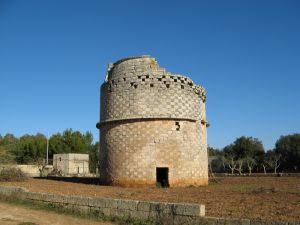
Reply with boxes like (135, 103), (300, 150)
(96, 55), (208, 187)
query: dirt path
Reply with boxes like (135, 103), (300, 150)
(0, 201), (115, 225)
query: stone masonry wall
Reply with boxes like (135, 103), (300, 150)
(100, 119), (208, 186)
(53, 154), (89, 176)
(97, 56), (208, 187)
(100, 56), (206, 122)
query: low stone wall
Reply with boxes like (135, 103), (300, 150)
(0, 185), (204, 224)
(0, 186), (298, 225)
(16, 165), (40, 177)
(0, 165), (40, 177)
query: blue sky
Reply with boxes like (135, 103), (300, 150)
(0, 0), (299, 150)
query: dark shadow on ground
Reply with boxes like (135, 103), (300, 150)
(34, 176), (101, 185)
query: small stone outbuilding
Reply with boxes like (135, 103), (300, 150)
(53, 153), (89, 176)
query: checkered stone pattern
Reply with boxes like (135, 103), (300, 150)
(99, 120), (208, 187)
(100, 84), (204, 122)
(98, 56), (208, 187)
(100, 56), (206, 122)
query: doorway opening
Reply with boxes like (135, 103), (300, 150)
(156, 167), (169, 187)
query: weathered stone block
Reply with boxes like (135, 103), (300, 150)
(104, 198), (118, 208)
(225, 218), (251, 225)
(137, 201), (151, 212)
(198, 217), (218, 225)
(117, 199), (138, 210)
(131, 210), (149, 220)
(173, 215), (199, 225)
(88, 197), (106, 208)
(186, 204), (205, 217)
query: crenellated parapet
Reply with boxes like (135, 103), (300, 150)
(104, 56), (206, 102)
(99, 56), (206, 125)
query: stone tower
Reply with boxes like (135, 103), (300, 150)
(96, 56), (208, 187)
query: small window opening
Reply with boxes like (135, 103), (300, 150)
(77, 167), (80, 174)
(130, 82), (134, 87)
(175, 122), (180, 131)
(146, 75), (149, 78)
(174, 79), (177, 82)
(162, 75), (166, 78)
(138, 76), (141, 79)
(166, 84), (170, 88)
(59, 157), (61, 161)
(134, 84), (138, 89)
(181, 80), (184, 83)
(150, 84), (154, 87)
(181, 85), (184, 89)
(142, 78), (145, 82)
(123, 78), (126, 81)
(156, 167), (169, 188)
(158, 78), (162, 81)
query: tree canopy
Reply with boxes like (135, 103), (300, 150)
(274, 134), (300, 171)
(223, 136), (265, 160)
(0, 129), (99, 173)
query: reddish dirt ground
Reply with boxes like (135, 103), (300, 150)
(1, 177), (299, 222)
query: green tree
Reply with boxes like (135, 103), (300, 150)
(223, 136), (265, 174)
(208, 146), (223, 156)
(0, 133), (18, 164)
(265, 150), (281, 174)
(274, 134), (300, 172)
(49, 129), (94, 159)
(13, 133), (47, 164)
(208, 147), (225, 173)
(231, 136), (264, 159)
(88, 141), (99, 173)
(0, 148), (15, 164)
(0, 133), (17, 146)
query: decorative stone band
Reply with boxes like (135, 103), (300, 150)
(96, 117), (197, 129)
(103, 71), (206, 102)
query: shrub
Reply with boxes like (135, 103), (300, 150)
(0, 167), (28, 182)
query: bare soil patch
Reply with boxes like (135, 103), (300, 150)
(0, 201), (115, 225)
(1, 177), (299, 222)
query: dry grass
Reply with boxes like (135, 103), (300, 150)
(0, 167), (28, 182)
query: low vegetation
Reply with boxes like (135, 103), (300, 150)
(0, 167), (27, 182)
